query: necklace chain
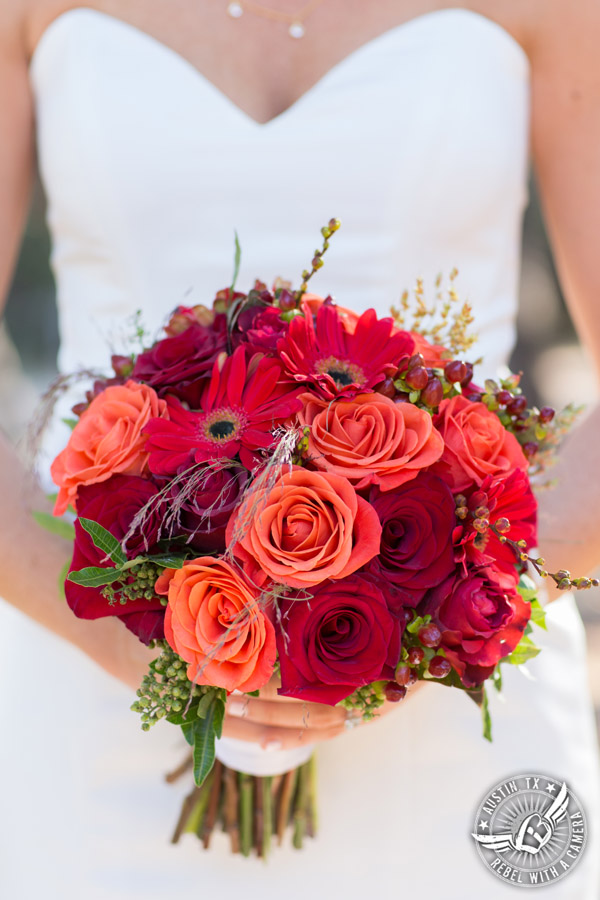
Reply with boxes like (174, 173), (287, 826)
(226, 0), (326, 38)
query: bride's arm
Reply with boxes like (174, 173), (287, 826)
(527, 1), (600, 596)
(0, 9), (158, 689)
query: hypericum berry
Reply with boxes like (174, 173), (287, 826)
(422, 376), (443, 408)
(278, 289), (297, 311)
(459, 362), (474, 389)
(375, 377), (397, 399)
(494, 517), (511, 534)
(507, 396), (527, 415)
(466, 392), (483, 403)
(407, 353), (425, 369)
(523, 441), (539, 459)
(405, 366), (429, 390)
(444, 360), (468, 383)
(407, 646), (425, 665)
(418, 623), (442, 648)
(395, 664), (412, 686)
(538, 406), (555, 424)
(428, 656), (452, 678)
(394, 392), (410, 404)
(406, 669), (419, 686)
(385, 681), (408, 702)
(496, 389), (512, 406)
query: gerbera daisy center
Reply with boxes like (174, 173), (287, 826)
(203, 408), (246, 443)
(315, 355), (365, 389)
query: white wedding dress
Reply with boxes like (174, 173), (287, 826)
(1, 8), (598, 898)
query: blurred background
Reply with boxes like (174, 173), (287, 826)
(2, 174), (599, 739)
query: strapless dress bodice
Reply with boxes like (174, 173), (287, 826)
(29, 7), (529, 378)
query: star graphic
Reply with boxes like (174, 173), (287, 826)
(479, 820), (489, 831)
(546, 783), (557, 794)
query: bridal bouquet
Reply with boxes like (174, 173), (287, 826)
(45, 220), (593, 856)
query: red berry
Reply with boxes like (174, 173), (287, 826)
(407, 353), (425, 370)
(422, 377), (443, 408)
(394, 392), (410, 404)
(418, 623), (442, 648)
(405, 366), (429, 390)
(384, 681), (407, 703)
(278, 290), (297, 312)
(507, 396), (527, 415)
(407, 647), (425, 665)
(395, 664), (412, 686)
(71, 402), (89, 417)
(539, 406), (555, 424)
(459, 362), (474, 389)
(375, 377), (396, 399)
(406, 669), (418, 686)
(445, 360), (468, 383)
(523, 441), (538, 458)
(466, 392), (483, 403)
(497, 390), (512, 406)
(428, 656), (452, 678)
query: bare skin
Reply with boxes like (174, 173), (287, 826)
(0, 0), (599, 750)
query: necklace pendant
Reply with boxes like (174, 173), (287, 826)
(227, 2), (244, 18)
(288, 21), (305, 39)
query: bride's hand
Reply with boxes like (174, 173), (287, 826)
(221, 676), (423, 749)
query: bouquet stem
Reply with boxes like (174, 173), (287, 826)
(169, 755), (317, 858)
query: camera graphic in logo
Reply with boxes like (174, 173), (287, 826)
(472, 774), (587, 888)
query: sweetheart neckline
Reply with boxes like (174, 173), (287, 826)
(29, 6), (529, 128)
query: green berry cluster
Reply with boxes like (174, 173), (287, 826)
(102, 561), (164, 607)
(131, 643), (196, 731)
(339, 681), (386, 721)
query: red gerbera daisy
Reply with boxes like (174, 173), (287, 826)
(277, 302), (415, 400)
(143, 347), (302, 474)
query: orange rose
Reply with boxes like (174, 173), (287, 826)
(432, 394), (529, 492)
(161, 558), (276, 693)
(298, 392), (444, 492)
(51, 380), (168, 516)
(228, 466), (381, 588)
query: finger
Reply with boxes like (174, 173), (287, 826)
(221, 715), (345, 749)
(226, 695), (346, 730)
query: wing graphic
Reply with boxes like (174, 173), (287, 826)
(472, 831), (515, 852)
(544, 782), (569, 827)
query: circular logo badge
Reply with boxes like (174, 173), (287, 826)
(471, 773), (587, 888)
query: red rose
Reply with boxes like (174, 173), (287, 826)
(166, 464), (249, 552)
(276, 576), (401, 705)
(424, 567), (531, 687)
(65, 475), (165, 644)
(433, 395), (528, 493)
(132, 322), (227, 406)
(365, 472), (458, 607)
(235, 305), (289, 353)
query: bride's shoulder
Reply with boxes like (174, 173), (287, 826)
(513, 0), (599, 64)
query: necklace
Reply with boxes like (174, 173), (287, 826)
(226, 0), (326, 39)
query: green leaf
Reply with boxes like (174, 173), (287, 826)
(192, 703), (218, 787)
(57, 558), (71, 600)
(78, 518), (127, 567)
(213, 694), (226, 739)
(147, 553), (187, 569)
(231, 229), (242, 292)
(67, 566), (122, 588)
(32, 510), (76, 542)
(507, 634), (541, 666)
(529, 598), (547, 631)
(491, 666), (503, 693)
(196, 688), (218, 719)
(517, 573), (539, 604)
(61, 417), (79, 431)
(181, 720), (196, 747)
(481, 685), (492, 742)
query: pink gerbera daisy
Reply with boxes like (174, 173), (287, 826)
(143, 347), (302, 474)
(277, 302), (415, 400)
